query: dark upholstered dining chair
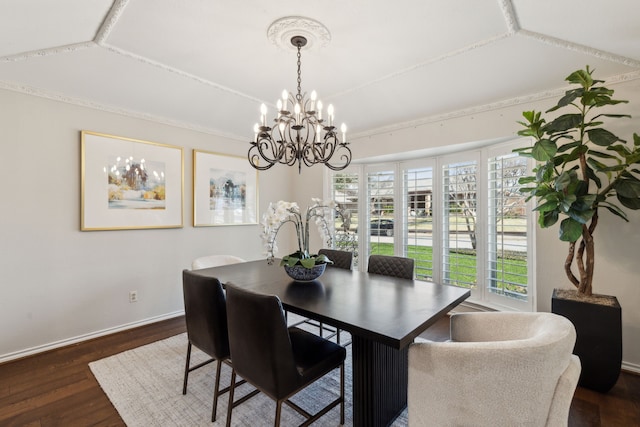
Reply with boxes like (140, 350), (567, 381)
(367, 254), (415, 280)
(318, 248), (353, 270)
(317, 249), (354, 344)
(181, 270), (256, 422)
(225, 283), (346, 427)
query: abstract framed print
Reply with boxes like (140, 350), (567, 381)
(193, 150), (258, 226)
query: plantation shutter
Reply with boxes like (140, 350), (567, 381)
(441, 159), (478, 290)
(329, 172), (360, 267)
(403, 166), (434, 280)
(367, 168), (396, 257)
(486, 149), (532, 310)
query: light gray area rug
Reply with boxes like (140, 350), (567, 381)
(90, 316), (408, 426)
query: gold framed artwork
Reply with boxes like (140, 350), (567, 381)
(193, 150), (258, 226)
(81, 131), (184, 231)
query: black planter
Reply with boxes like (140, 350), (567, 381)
(551, 289), (622, 393)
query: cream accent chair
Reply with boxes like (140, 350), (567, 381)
(191, 255), (245, 270)
(408, 312), (581, 427)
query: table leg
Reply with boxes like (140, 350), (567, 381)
(351, 335), (408, 427)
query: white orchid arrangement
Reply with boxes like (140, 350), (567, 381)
(261, 198), (337, 268)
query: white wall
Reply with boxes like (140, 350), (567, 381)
(3, 77), (640, 370)
(0, 89), (292, 360)
(303, 79), (640, 370)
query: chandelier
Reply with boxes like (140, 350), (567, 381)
(248, 35), (351, 173)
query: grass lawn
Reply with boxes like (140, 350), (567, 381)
(370, 242), (528, 296)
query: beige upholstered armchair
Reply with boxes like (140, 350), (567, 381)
(408, 312), (581, 427)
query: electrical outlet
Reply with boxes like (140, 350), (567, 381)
(129, 290), (138, 303)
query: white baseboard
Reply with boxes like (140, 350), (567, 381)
(622, 360), (640, 375)
(0, 310), (185, 364)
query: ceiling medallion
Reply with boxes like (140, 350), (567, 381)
(266, 16), (331, 51)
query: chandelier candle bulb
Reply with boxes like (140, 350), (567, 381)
(327, 104), (334, 127)
(295, 102), (301, 123)
(341, 123), (347, 142)
(317, 100), (323, 120)
(260, 103), (267, 127)
(310, 90), (317, 112)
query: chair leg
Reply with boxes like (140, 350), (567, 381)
(274, 400), (282, 427)
(340, 363), (345, 425)
(182, 342), (192, 395)
(225, 370), (237, 427)
(211, 359), (223, 422)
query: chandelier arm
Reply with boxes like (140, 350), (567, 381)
(323, 146), (353, 171)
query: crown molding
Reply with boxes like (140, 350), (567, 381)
(0, 80), (247, 142)
(351, 70), (640, 140)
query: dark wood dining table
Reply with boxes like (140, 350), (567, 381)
(195, 259), (470, 427)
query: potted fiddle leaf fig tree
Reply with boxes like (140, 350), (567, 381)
(515, 66), (640, 392)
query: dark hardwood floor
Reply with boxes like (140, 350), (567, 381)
(1, 315), (638, 426)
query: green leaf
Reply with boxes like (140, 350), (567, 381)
(315, 254), (333, 264)
(616, 193), (640, 210)
(300, 258), (316, 268)
(536, 163), (554, 182)
(555, 170), (576, 191)
(518, 176), (536, 184)
(587, 128), (620, 146)
(563, 144), (589, 162)
(555, 90), (580, 109)
(559, 218), (583, 242)
(521, 110), (539, 123)
(607, 144), (631, 156)
(567, 207), (594, 224)
(532, 139), (557, 161)
(588, 149), (618, 160)
(534, 199), (559, 213)
(556, 141), (581, 153)
(544, 114), (582, 133)
(539, 210), (559, 228)
(560, 194), (577, 212)
(566, 68), (593, 88)
(615, 178), (640, 198)
(585, 164), (602, 188)
(587, 157), (608, 172)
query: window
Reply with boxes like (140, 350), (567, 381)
(328, 139), (533, 311)
(366, 168), (396, 258)
(329, 172), (359, 267)
(441, 159), (478, 290)
(486, 150), (530, 309)
(404, 166), (434, 280)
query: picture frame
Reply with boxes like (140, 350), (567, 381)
(81, 131), (184, 231)
(193, 149), (258, 226)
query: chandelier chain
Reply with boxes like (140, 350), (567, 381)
(296, 44), (302, 101)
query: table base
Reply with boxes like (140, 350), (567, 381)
(352, 335), (408, 427)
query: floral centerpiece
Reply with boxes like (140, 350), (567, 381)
(261, 198), (337, 280)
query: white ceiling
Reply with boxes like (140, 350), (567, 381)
(2, 0), (640, 141)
